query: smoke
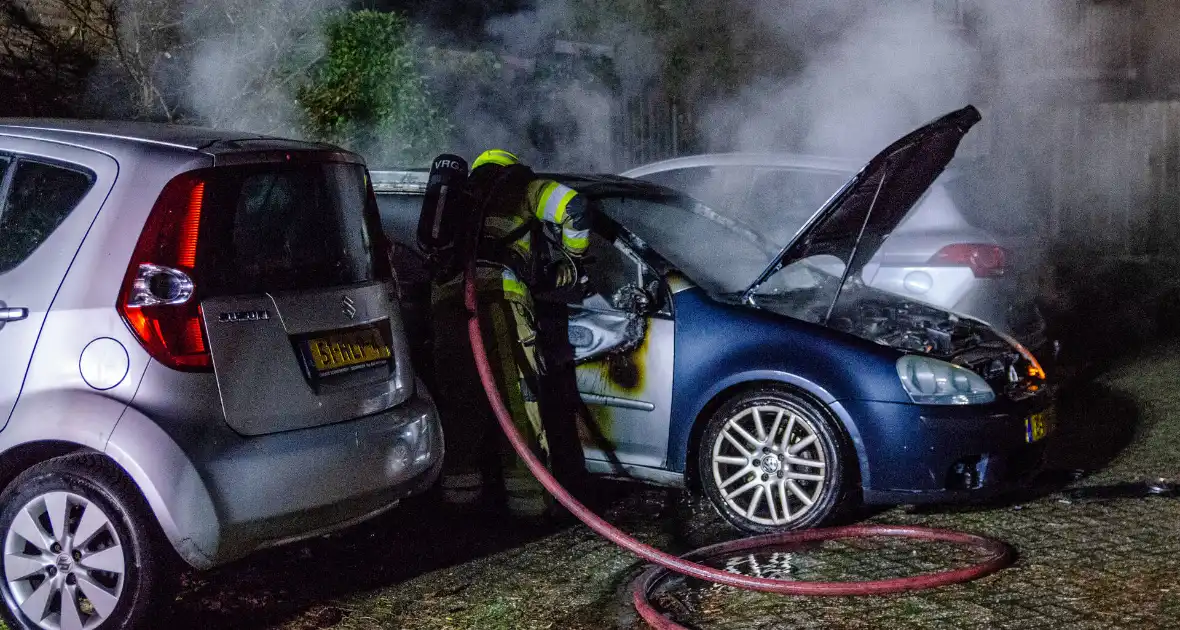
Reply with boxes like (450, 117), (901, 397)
(171, 0), (644, 169)
(450, 0), (659, 170)
(689, 0), (1143, 248)
(703, 1), (1093, 159)
(439, 0), (1148, 256)
(707, 1), (979, 159)
(84, 0), (1161, 252)
(181, 0), (343, 136)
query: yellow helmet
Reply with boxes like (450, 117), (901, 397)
(472, 149), (520, 170)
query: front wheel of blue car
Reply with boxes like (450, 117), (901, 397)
(699, 387), (850, 534)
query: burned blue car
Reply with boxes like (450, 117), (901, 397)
(375, 106), (1054, 534)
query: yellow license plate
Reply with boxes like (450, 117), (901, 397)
(306, 326), (392, 377)
(1025, 407), (1056, 443)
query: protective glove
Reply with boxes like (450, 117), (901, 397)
(552, 258), (578, 289)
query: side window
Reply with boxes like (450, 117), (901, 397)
(0, 159), (95, 274)
(745, 169), (848, 246)
(639, 166), (745, 214)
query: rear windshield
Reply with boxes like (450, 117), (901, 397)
(199, 162), (388, 295)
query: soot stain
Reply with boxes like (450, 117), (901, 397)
(607, 353), (642, 390)
(601, 331), (650, 393)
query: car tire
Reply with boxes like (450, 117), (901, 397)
(698, 387), (851, 534)
(0, 453), (175, 630)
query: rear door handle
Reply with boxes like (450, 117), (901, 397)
(0, 308), (28, 322)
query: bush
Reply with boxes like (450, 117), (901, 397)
(298, 10), (450, 166)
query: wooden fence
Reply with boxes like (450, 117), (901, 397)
(610, 93), (698, 171)
(1042, 101), (1180, 255)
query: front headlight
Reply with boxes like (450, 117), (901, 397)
(896, 355), (995, 405)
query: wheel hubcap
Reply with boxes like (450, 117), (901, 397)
(4, 491), (126, 630)
(710, 404), (828, 527)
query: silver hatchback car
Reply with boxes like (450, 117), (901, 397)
(0, 120), (442, 629)
(621, 154), (1049, 354)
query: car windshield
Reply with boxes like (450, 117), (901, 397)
(640, 165), (851, 249)
(597, 195), (776, 294)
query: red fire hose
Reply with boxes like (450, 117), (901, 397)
(463, 264), (1014, 629)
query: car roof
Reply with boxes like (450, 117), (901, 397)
(620, 152), (964, 180)
(369, 169), (683, 200)
(620, 153), (863, 177)
(0, 118), (345, 159)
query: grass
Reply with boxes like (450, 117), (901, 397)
(1079, 343), (1180, 483)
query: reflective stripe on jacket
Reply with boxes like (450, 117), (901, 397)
(433, 263), (533, 313)
(527, 179), (590, 256)
(477, 178), (589, 286)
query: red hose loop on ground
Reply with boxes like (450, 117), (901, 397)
(463, 264), (1014, 629)
(631, 525), (1012, 629)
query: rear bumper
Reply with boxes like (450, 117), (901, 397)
(835, 394), (1053, 506)
(111, 380), (443, 568)
(204, 385), (443, 564)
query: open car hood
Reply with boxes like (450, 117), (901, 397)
(742, 105), (982, 300)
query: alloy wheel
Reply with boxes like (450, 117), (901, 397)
(3, 491), (126, 630)
(709, 404), (829, 527)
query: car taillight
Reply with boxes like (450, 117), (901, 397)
(117, 173), (212, 371)
(928, 244), (1008, 278)
(366, 176), (400, 304)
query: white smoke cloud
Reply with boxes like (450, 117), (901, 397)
(181, 0), (343, 136)
(122, 0), (1141, 241)
(688, 0), (1135, 247)
(703, 0), (1090, 159)
(707, 3), (979, 159)
(475, 0), (659, 171)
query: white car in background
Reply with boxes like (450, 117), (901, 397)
(621, 153), (1050, 356)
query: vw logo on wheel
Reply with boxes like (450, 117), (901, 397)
(342, 295), (357, 319)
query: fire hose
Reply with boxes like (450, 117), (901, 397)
(461, 263), (1014, 629)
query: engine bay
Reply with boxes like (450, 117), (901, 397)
(828, 296), (986, 358)
(827, 290), (1046, 400)
(747, 275), (1047, 401)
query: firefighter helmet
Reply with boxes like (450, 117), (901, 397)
(473, 149), (521, 170)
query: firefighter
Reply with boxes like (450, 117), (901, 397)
(430, 149), (591, 518)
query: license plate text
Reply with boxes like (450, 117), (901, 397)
(306, 327), (391, 376)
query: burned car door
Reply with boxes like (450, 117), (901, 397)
(570, 231), (674, 471)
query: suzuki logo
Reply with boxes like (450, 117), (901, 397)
(342, 295), (357, 319)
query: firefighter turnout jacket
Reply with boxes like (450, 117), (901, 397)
(467, 154), (589, 299)
(429, 149), (589, 516)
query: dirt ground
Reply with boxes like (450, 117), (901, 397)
(150, 343), (1180, 629)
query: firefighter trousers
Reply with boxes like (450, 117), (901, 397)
(431, 270), (551, 516)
